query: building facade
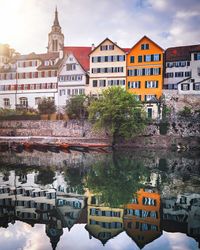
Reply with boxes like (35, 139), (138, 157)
(164, 44), (200, 94)
(58, 47), (90, 108)
(86, 38), (128, 96)
(127, 36), (164, 102)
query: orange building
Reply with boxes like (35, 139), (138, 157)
(127, 36), (164, 105)
(123, 188), (161, 249)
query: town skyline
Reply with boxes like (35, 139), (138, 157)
(0, 0), (200, 54)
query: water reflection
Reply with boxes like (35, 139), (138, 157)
(0, 149), (199, 250)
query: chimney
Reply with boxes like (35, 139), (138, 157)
(59, 50), (64, 59)
(91, 44), (95, 51)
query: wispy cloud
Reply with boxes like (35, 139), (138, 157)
(0, 0), (199, 53)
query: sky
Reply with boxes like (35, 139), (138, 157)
(0, 222), (198, 250)
(0, 0), (200, 54)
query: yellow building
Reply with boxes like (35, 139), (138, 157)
(127, 36), (164, 117)
(123, 188), (161, 249)
(86, 38), (128, 96)
(85, 190), (124, 245)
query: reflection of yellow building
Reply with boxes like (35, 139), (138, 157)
(85, 190), (123, 245)
(124, 189), (161, 249)
(127, 36), (164, 102)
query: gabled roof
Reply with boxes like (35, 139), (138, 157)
(128, 35), (164, 54)
(88, 38), (128, 56)
(64, 46), (91, 72)
(165, 44), (200, 62)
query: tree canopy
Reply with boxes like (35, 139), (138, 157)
(88, 87), (146, 145)
(65, 95), (87, 119)
(38, 98), (56, 115)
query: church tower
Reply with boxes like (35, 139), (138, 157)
(48, 7), (64, 53)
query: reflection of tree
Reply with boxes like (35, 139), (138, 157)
(36, 167), (55, 186)
(64, 168), (85, 195)
(86, 152), (150, 207)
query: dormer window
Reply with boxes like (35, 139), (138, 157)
(141, 44), (149, 50)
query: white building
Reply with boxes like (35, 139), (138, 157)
(58, 47), (90, 109)
(164, 44), (200, 94)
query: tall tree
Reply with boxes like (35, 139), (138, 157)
(88, 87), (146, 145)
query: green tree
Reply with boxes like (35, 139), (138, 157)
(88, 87), (146, 145)
(65, 95), (87, 119)
(38, 98), (56, 115)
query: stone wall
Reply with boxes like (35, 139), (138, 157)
(0, 119), (199, 148)
(0, 120), (108, 139)
(163, 91), (200, 114)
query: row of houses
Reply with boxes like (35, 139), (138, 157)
(0, 8), (199, 116)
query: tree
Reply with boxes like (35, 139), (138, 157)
(88, 87), (146, 145)
(38, 98), (56, 115)
(85, 153), (149, 207)
(65, 95), (87, 119)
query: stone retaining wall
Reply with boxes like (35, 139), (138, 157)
(0, 120), (199, 148)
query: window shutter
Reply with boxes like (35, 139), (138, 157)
(181, 84), (183, 90)
(92, 57), (94, 62)
(139, 82), (141, 88)
(159, 68), (161, 74)
(187, 84), (190, 90)
(150, 68), (153, 75)
(159, 54), (161, 61)
(194, 53), (197, 61)
(193, 83), (195, 90)
(145, 81), (147, 88)
(156, 81), (158, 88)
(151, 55), (154, 61)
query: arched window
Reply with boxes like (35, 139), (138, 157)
(19, 97), (28, 107)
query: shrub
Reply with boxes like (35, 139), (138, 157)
(179, 106), (192, 117)
(38, 98), (56, 115)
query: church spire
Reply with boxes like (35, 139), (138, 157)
(47, 7), (64, 53)
(53, 6), (60, 27)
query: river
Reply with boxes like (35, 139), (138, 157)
(0, 148), (199, 250)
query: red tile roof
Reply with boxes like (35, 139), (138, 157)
(64, 46), (91, 72)
(165, 44), (200, 62)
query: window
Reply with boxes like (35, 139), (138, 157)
(100, 44), (114, 50)
(175, 72), (184, 77)
(181, 84), (190, 91)
(19, 97), (28, 107)
(99, 80), (106, 87)
(185, 71), (191, 77)
(138, 55), (143, 62)
(145, 81), (158, 88)
(128, 81), (140, 88)
(197, 67), (200, 76)
(194, 53), (200, 60)
(141, 43), (149, 50)
(93, 80), (98, 87)
(130, 56), (134, 63)
(153, 54), (160, 61)
(4, 98), (10, 108)
(165, 72), (174, 78)
(59, 89), (66, 96)
(144, 55), (151, 62)
(194, 83), (200, 90)
(66, 64), (76, 71)
(67, 89), (71, 95)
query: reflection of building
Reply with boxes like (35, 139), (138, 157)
(162, 193), (200, 247)
(0, 169), (87, 249)
(85, 190), (123, 245)
(124, 188), (161, 249)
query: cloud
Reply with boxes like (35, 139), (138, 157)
(0, 0), (199, 53)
